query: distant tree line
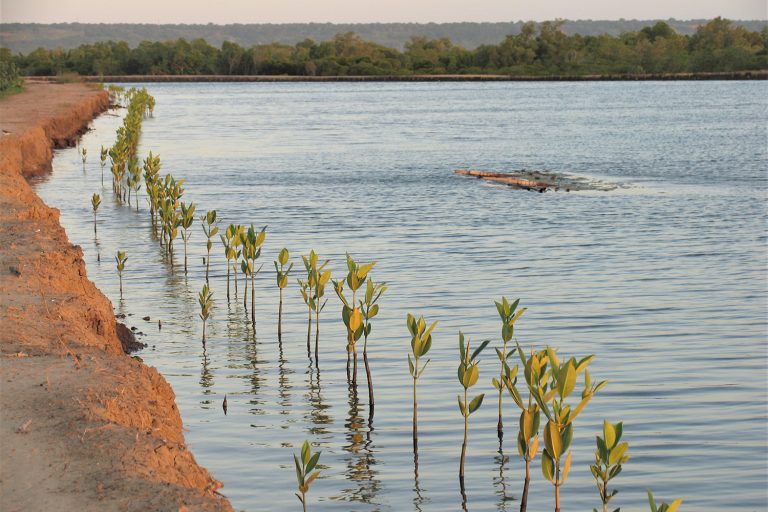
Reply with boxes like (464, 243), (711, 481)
(2, 19), (767, 54)
(6, 19), (767, 77)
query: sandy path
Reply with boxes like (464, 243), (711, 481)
(0, 83), (233, 511)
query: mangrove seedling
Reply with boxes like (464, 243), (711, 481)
(647, 491), (682, 512)
(126, 157), (141, 208)
(198, 283), (214, 343)
(142, 151), (161, 223)
(359, 277), (386, 419)
(157, 174), (184, 257)
(332, 254), (375, 384)
(109, 147), (126, 200)
(407, 313), (436, 446)
(99, 145), (108, 186)
(293, 440), (321, 512)
(274, 248), (293, 341)
(301, 250), (331, 361)
(115, 250), (127, 299)
(200, 210), (218, 283)
(591, 420), (630, 512)
(179, 201), (196, 274)
(240, 224), (266, 329)
(231, 224), (244, 296)
(298, 277), (313, 352)
(220, 224), (243, 300)
(535, 346), (607, 512)
(81, 147), (87, 171)
(505, 346), (549, 512)
(457, 332), (490, 482)
(493, 296), (525, 439)
(91, 193), (101, 235)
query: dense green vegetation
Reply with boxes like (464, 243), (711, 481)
(0, 48), (23, 95)
(2, 19), (766, 54)
(7, 18), (768, 77)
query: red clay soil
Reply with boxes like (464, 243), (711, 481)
(0, 83), (233, 511)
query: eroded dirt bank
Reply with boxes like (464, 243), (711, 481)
(0, 83), (233, 511)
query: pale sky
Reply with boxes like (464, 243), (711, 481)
(1, 0), (765, 24)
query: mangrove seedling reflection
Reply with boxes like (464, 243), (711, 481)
(200, 210), (218, 283)
(647, 491), (682, 512)
(274, 247), (293, 341)
(407, 313), (436, 446)
(293, 440), (321, 512)
(91, 193), (101, 235)
(115, 250), (127, 299)
(591, 420), (630, 512)
(493, 296), (525, 439)
(457, 332), (490, 483)
(198, 283), (213, 343)
(180, 201), (196, 274)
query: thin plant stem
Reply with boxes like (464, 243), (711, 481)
(278, 288), (283, 341)
(460, 386), (468, 479)
(314, 308), (319, 362)
(412, 366), (418, 446)
(306, 307), (312, 354)
(250, 271), (255, 330)
(363, 335), (374, 420)
(205, 247), (211, 283)
(521, 457), (531, 512)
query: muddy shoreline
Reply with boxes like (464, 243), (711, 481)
(0, 83), (233, 511)
(27, 69), (768, 83)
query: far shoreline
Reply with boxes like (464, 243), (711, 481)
(28, 69), (768, 83)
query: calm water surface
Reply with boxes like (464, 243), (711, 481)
(34, 81), (767, 511)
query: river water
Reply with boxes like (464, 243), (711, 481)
(33, 81), (767, 511)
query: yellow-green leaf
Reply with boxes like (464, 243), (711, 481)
(603, 419), (617, 449)
(541, 449), (555, 483)
(609, 441), (629, 465)
(544, 420), (562, 460)
(667, 498), (683, 512)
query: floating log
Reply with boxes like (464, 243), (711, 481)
(455, 169), (550, 191)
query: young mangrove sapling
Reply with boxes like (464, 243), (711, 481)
(293, 440), (321, 512)
(198, 283), (213, 344)
(407, 313), (436, 446)
(91, 193), (101, 235)
(274, 248), (293, 341)
(179, 201), (196, 274)
(493, 296), (525, 439)
(200, 210), (218, 283)
(591, 420), (630, 512)
(457, 332), (490, 483)
(115, 250), (127, 299)
(537, 347), (607, 512)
